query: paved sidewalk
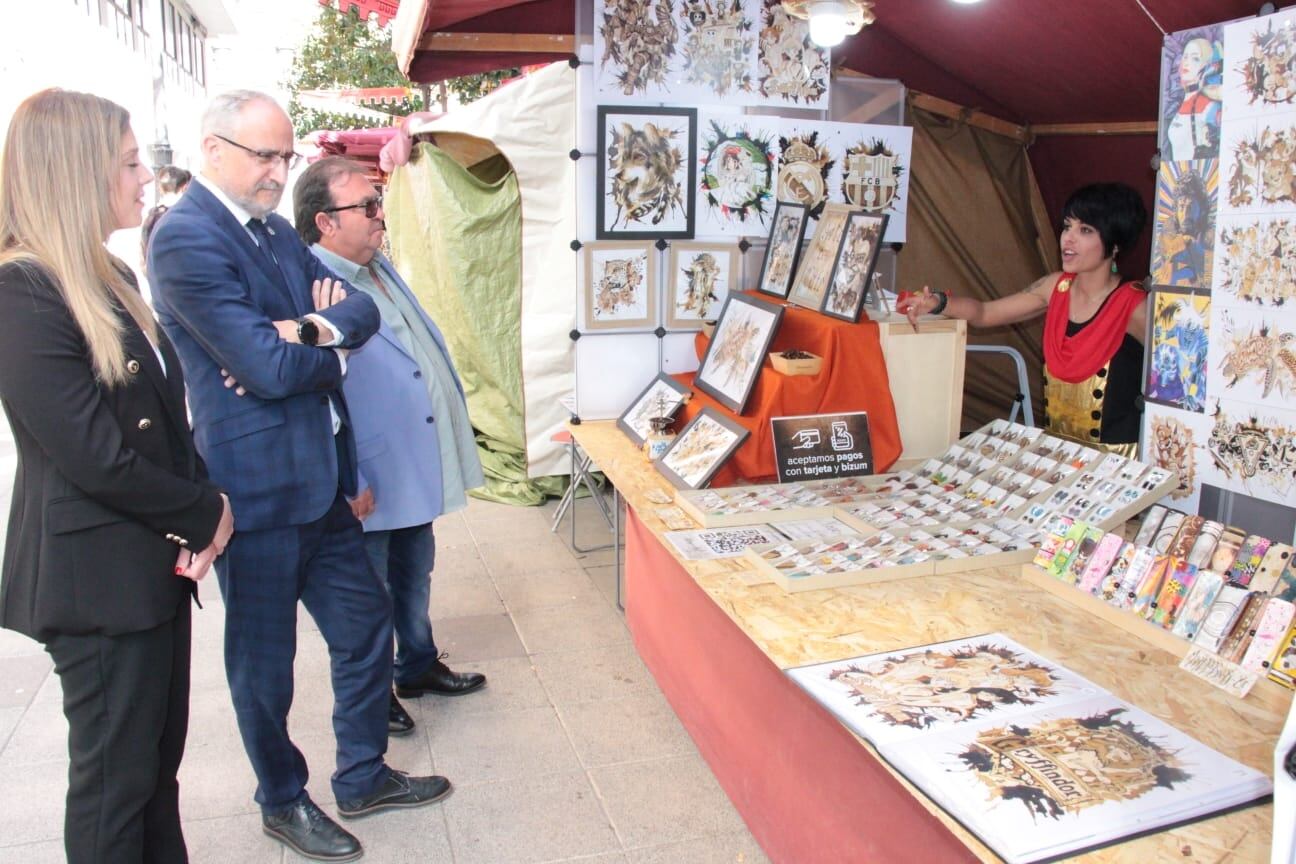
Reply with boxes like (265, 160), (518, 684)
(0, 419), (767, 863)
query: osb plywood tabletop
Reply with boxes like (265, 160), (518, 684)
(569, 419), (1289, 863)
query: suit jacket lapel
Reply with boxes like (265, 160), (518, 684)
(123, 322), (189, 439)
(188, 184), (298, 309)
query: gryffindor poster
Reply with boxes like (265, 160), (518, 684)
(789, 634), (1271, 863)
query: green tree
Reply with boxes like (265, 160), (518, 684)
(286, 6), (522, 138)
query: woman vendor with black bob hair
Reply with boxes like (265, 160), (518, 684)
(899, 182), (1148, 455)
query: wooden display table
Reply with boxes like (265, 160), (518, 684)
(569, 419), (1288, 864)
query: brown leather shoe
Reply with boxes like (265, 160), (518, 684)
(396, 658), (486, 698)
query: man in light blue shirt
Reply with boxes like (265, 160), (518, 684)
(294, 157), (487, 736)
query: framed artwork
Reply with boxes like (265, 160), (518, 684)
(1149, 159), (1217, 289)
(596, 106), (697, 240)
(698, 117), (776, 235)
(695, 291), (784, 414)
(755, 201), (808, 298)
(656, 407), (750, 489)
(666, 241), (740, 329)
(1158, 26), (1223, 161)
(822, 212), (889, 323)
(617, 373), (691, 447)
(583, 241), (658, 331)
(1145, 287), (1210, 412)
(787, 203), (857, 311)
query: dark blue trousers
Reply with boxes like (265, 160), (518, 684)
(216, 493), (393, 811)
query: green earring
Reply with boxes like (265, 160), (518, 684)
(1110, 250), (1118, 275)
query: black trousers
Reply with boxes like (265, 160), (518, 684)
(45, 600), (192, 864)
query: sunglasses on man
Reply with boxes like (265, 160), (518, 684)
(323, 196), (384, 219)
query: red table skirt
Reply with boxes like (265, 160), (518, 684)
(674, 292), (902, 486)
(625, 509), (977, 863)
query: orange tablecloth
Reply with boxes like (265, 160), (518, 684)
(673, 292), (901, 485)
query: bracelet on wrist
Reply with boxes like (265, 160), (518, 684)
(931, 291), (949, 315)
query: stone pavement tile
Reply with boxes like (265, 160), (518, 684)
(427, 613), (526, 663)
(297, 726), (436, 809)
(443, 770), (619, 864)
(531, 643), (658, 708)
(30, 670), (61, 705)
(339, 802), (454, 864)
(624, 830), (770, 864)
(427, 704), (580, 787)
(512, 598), (629, 655)
(582, 564), (623, 612)
(544, 854), (627, 864)
(0, 758), (68, 846)
(465, 507), (559, 546)
(0, 696), (66, 767)
(558, 693), (696, 769)
(569, 543), (619, 570)
(477, 534), (580, 578)
(431, 512), (474, 547)
(0, 627), (43, 658)
(495, 566), (607, 613)
(589, 756), (747, 849)
(184, 812), (283, 863)
(406, 655), (548, 720)
(186, 682), (242, 748)
(0, 654), (51, 709)
(0, 706), (24, 752)
(179, 733), (260, 819)
(429, 571), (505, 619)
(433, 540), (492, 583)
(0, 839), (64, 863)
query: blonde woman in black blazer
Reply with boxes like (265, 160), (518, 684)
(0, 90), (233, 864)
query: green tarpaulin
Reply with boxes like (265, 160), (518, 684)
(387, 143), (562, 505)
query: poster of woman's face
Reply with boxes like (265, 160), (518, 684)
(1160, 27), (1224, 161)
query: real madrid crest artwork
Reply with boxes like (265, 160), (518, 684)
(596, 106), (697, 240)
(775, 130), (833, 219)
(697, 118), (777, 236)
(756, 0), (830, 107)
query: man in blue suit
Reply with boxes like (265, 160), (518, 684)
(293, 157), (487, 736)
(149, 92), (450, 863)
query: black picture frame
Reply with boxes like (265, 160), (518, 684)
(655, 407), (751, 489)
(596, 105), (698, 241)
(616, 373), (691, 447)
(755, 200), (809, 299)
(694, 291), (785, 415)
(821, 212), (890, 323)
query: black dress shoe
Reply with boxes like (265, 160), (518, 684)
(262, 798), (362, 862)
(337, 769), (452, 819)
(389, 691), (416, 736)
(395, 658), (486, 698)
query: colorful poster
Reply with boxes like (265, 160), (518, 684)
(695, 115), (779, 237)
(1160, 27), (1224, 161)
(1146, 288), (1210, 412)
(1149, 160), (1217, 289)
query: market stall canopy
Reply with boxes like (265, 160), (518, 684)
(393, 0), (1258, 126)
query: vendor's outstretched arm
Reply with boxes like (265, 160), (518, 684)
(899, 273), (1054, 329)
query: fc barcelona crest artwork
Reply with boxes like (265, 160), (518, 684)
(681, 0), (754, 98)
(756, 0), (829, 105)
(841, 138), (905, 213)
(775, 130), (833, 218)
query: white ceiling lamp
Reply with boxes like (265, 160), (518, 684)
(949, 0), (984, 4)
(782, 0), (876, 48)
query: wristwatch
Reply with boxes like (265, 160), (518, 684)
(296, 317), (321, 347)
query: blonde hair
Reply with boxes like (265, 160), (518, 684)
(0, 89), (157, 386)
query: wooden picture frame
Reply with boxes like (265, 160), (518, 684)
(656, 407), (750, 489)
(596, 105), (697, 240)
(617, 373), (691, 447)
(695, 291), (785, 414)
(665, 241), (740, 330)
(787, 203), (860, 311)
(755, 200), (809, 299)
(822, 213), (889, 323)
(583, 241), (658, 332)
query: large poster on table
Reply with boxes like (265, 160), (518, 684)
(1143, 7), (1296, 512)
(592, 0), (831, 109)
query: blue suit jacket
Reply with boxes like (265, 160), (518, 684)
(148, 182), (380, 531)
(324, 254), (468, 533)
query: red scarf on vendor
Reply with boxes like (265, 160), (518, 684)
(1043, 273), (1146, 383)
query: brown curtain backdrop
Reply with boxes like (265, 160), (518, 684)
(898, 105), (1060, 434)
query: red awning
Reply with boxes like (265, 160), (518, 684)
(324, 0), (400, 27)
(394, 0), (1256, 125)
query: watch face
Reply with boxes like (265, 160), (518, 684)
(298, 318), (320, 346)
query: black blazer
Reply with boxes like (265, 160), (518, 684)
(0, 262), (224, 640)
